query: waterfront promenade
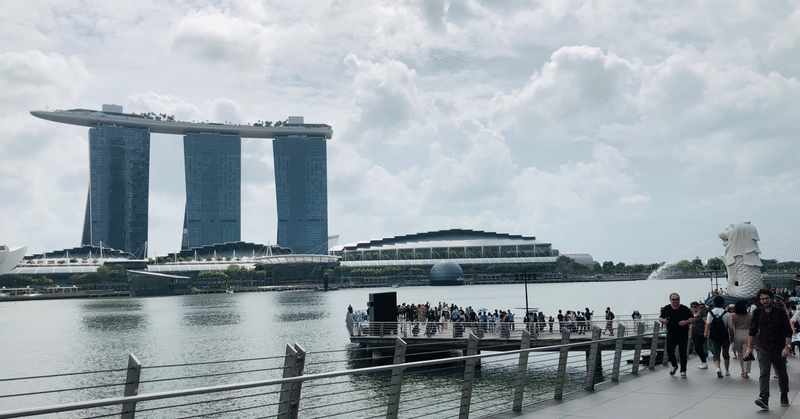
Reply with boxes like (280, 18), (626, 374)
(492, 354), (800, 419)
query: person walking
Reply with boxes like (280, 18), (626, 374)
(658, 293), (693, 378)
(746, 288), (792, 410)
(730, 300), (753, 378)
(689, 302), (709, 370)
(705, 295), (731, 378)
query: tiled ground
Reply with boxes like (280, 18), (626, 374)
(488, 355), (800, 419)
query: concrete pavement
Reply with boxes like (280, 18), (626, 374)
(490, 355), (800, 419)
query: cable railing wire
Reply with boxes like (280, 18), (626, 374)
(138, 366), (283, 385)
(143, 354), (287, 370)
(403, 398), (464, 419)
(0, 380), (124, 399)
(301, 393), (388, 414)
(0, 368), (127, 383)
(135, 388), (281, 413)
(402, 364), (462, 377)
(76, 409), (119, 419)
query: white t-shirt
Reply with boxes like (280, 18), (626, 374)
(791, 310), (800, 325)
(706, 307), (730, 325)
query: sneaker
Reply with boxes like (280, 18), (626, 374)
(755, 398), (769, 410)
(725, 370), (730, 376)
(781, 394), (790, 407)
(670, 366), (678, 376)
(697, 363), (708, 369)
(717, 370), (723, 378)
(681, 372), (687, 379)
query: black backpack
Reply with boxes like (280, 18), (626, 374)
(709, 310), (728, 343)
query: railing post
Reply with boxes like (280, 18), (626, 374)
(554, 329), (571, 400)
(277, 343), (305, 419)
(386, 337), (407, 419)
(649, 321), (660, 370)
(611, 324), (625, 382)
(458, 333), (479, 419)
(290, 344), (305, 418)
(512, 330), (531, 411)
(120, 354), (141, 419)
(584, 326), (602, 390)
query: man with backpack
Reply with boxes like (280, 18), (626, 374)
(704, 295), (731, 378)
(659, 293), (694, 378)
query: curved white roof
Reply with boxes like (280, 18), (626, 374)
(0, 246), (27, 275)
(332, 229), (550, 252)
(31, 109), (333, 139)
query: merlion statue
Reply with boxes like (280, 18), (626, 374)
(718, 222), (763, 298)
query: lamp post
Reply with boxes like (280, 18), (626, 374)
(523, 268), (529, 316)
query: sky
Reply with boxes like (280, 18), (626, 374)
(1, 0), (799, 265)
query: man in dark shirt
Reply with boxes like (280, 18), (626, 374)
(746, 288), (792, 410)
(658, 293), (694, 378)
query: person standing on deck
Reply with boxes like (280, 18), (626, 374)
(604, 307), (615, 335)
(658, 293), (694, 378)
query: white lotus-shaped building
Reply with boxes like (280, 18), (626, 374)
(0, 245), (27, 275)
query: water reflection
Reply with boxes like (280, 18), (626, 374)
(80, 299), (148, 332)
(82, 313), (148, 332)
(273, 291), (328, 323)
(182, 311), (242, 327)
(81, 299), (144, 312)
(180, 294), (243, 327)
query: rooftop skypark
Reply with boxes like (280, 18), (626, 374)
(30, 108), (334, 139)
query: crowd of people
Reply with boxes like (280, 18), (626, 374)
(660, 288), (800, 411)
(347, 301), (624, 339)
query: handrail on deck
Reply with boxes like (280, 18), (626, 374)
(0, 321), (667, 419)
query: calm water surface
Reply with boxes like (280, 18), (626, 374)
(0, 278), (711, 415)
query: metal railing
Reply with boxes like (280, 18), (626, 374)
(0, 322), (667, 419)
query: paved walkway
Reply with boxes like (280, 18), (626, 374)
(492, 355), (800, 419)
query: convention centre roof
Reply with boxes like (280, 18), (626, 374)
(331, 229), (550, 252)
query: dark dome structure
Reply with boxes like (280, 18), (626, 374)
(429, 261), (465, 286)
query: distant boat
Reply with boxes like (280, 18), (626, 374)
(0, 245), (27, 275)
(226, 289), (234, 294)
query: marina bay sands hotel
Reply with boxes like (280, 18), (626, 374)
(31, 105), (333, 258)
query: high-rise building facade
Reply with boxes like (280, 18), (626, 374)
(33, 107), (333, 257)
(81, 125), (150, 257)
(273, 135), (328, 254)
(181, 133), (242, 250)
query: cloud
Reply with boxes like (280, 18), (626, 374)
(170, 9), (275, 66)
(344, 53), (422, 138)
(0, 50), (90, 106)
